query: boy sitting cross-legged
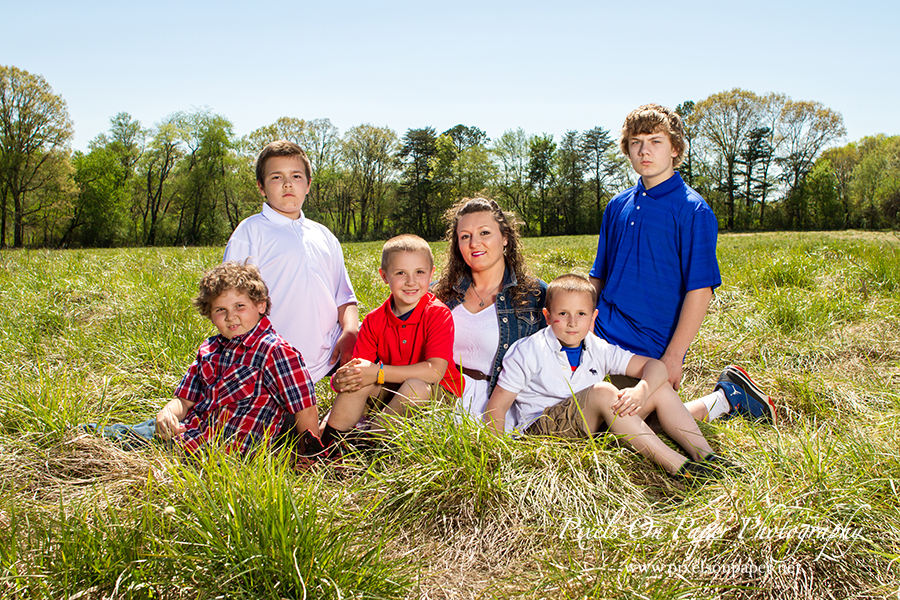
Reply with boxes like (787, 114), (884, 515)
(485, 274), (729, 482)
(321, 234), (462, 453)
(155, 262), (321, 456)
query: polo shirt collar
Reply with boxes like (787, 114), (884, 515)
(261, 202), (305, 226)
(541, 325), (577, 353)
(637, 171), (684, 200)
(385, 292), (431, 325)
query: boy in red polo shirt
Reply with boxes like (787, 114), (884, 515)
(321, 234), (460, 449)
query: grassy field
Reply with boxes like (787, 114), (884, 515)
(1, 231), (899, 599)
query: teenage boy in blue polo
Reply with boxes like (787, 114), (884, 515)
(589, 103), (776, 423)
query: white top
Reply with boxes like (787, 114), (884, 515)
(450, 303), (517, 431)
(223, 203), (357, 382)
(497, 328), (634, 431)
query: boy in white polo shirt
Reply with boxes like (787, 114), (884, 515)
(224, 141), (358, 382)
(485, 274), (727, 482)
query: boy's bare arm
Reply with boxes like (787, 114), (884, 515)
(660, 286), (713, 390)
(156, 397), (195, 439)
(330, 302), (359, 367)
(484, 386), (518, 433)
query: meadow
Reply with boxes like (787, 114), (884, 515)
(1, 231), (899, 599)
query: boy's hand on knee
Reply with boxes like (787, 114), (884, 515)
(612, 387), (646, 417)
(332, 358), (369, 392)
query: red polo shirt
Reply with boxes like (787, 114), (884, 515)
(354, 292), (461, 395)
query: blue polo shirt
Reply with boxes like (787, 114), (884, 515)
(589, 172), (721, 359)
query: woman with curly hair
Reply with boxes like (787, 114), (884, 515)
(432, 197), (546, 429)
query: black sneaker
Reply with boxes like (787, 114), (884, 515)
(673, 459), (721, 484)
(716, 365), (777, 424)
(701, 452), (740, 474)
(294, 430), (344, 470)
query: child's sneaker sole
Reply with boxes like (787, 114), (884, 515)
(716, 366), (777, 424)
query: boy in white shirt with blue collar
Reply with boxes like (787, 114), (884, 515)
(485, 274), (728, 482)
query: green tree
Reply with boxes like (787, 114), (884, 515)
(804, 159), (844, 229)
(849, 135), (900, 228)
(691, 88), (763, 230)
(580, 126), (615, 230)
(776, 100), (846, 199)
(172, 109), (235, 245)
(341, 124), (397, 239)
(491, 129), (531, 232)
(62, 147), (127, 246)
(554, 130), (584, 234)
(138, 118), (182, 245)
(301, 118), (341, 224)
(443, 124), (488, 155)
(736, 126), (774, 227)
(820, 143), (860, 226)
(528, 134), (556, 236)
(0, 65), (74, 247)
(675, 101), (696, 186)
(396, 127), (438, 237)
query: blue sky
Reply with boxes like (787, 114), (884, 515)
(2, 0), (895, 151)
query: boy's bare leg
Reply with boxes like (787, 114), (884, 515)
(684, 399), (710, 421)
(638, 385), (713, 461)
(374, 378), (431, 429)
(586, 382), (687, 475)
(327, 384), (380, 431)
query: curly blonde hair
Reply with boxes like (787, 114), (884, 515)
(194, 262), (271, 318)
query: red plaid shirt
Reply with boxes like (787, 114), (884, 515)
(173, 316), (316, 455)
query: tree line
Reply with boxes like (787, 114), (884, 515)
(1, 64), (896, 249)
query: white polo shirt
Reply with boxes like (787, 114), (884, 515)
(497, 327), (634, 431)
(224, 203), (357, 382)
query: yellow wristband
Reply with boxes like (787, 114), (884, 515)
(376, 363), (385, 385)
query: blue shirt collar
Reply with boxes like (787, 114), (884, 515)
(637, 171), (684, 200)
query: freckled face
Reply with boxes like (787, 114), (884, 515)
(456, 211), (508, 275)
(543, 290), (598, 348)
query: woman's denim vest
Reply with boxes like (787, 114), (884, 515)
(444, 268), (547, 395)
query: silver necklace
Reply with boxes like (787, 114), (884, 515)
(471, 282), (501, 307)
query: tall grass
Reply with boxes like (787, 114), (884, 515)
(2, 231), (899, 599)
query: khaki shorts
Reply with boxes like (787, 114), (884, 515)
(525, 387), (608, 438)
(364, 382), (454, 413)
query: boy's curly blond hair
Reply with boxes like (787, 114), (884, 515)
(193, 262), (271, 318)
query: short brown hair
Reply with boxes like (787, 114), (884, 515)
(255, 140), (312, 185)
(545, 274), (597, 310)
(381, 234), (434, 271)
(193, 262), (272, 318)
(619, 104), (687, 168)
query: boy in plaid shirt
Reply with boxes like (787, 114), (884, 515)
(155, 262), (320, 455)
